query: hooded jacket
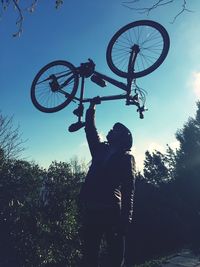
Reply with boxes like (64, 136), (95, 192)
(80, 107), (136, 225)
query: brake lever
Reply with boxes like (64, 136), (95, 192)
(88, 58), (95, 67)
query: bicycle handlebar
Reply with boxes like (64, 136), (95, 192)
(84, 95), (147, 119)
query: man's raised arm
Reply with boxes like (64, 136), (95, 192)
(85, 98), (101, 157)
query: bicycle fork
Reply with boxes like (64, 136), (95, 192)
(126, 44), (140, 97)
(125, 45), (147, 118)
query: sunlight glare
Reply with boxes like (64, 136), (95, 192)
(148, 142), (165, 153)
(192, 72), (200, 97)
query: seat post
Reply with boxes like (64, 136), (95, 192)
(76, 76), (85, 122)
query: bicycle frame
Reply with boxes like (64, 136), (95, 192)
(54, 67), (129, 102)
(66, 46), (145, 132)
(72, 44), (141, 105)
(73, 70), (127, 103)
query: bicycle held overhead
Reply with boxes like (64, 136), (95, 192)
(30, 20), (170, 132)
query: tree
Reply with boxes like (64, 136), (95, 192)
(175, 101), (200, 196)
(176, 102), (200, 172)
(0, 112), (25, 159)
(0, 158), (45, 266)
(143, 150), (169, 185)
(127, 102), (200, 264)
(0, 157), (85, 267)
(164, 144), (177, 180)
(173, 101), (200, 245)
(37, 161), (83, 266)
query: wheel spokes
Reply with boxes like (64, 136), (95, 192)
(34, 65), (76, 109)
(111, 24), (165, 75)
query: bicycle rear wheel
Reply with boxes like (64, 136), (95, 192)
(31, 60), (79, 113)
(106, 20), (170, 78)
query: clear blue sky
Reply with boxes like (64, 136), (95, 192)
(1, 0), (200, 170)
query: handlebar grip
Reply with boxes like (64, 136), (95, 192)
(91, 96), (101, 105)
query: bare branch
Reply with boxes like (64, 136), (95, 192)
(0, 112), (26, 159)
(1, 0), (11, 10)
(122, 0), (175, 14)
(26, 0), (38, 13)
(0, 0), (64, 36)
(55, 0), (64, 9)
(0, 0), (39, 37)
(11, 0), (39, 37)
(122, 0), (193, 22)
(12, 0), (23, 37)
(170, 0), (193, 23)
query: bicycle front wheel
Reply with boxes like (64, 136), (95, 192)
(31, 60), (79, 113)
(106, 20), (170, 78)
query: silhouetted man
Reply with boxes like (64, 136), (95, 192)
(80, 99), (136, 267)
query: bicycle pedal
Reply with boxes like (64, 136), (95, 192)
(73, 105), (84, 116)
(68, 122), (85, 132)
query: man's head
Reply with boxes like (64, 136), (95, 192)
(106, 122), (133, 151)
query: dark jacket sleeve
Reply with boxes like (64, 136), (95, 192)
(85, 108), (101, 157)
(121, 154), (136, 224)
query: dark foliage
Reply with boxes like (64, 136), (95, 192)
(0, 155), (85, 267)
(126, 101), (200, 265)
(1, 102), (200, 266)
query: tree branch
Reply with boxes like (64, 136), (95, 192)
(1, 0), (64, 36)
(122, 0), (193, 22)
(123, 0), (174, 15)
(0, 112), (27, 159)
(12, 0), (24, 37)
(170, 0), (193, 23)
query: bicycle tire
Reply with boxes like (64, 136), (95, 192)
(31, 60), (79, 113)
(106, 20), (170, 78)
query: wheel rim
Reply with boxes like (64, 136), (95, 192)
(32, 62), (78, 112)
(107, 21), (169, 78)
